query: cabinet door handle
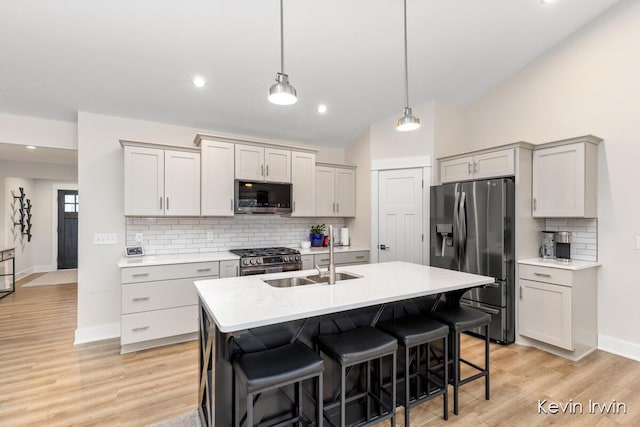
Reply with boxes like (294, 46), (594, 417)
(473, 162), (478, 174)
(132, 326), (149, 332)
(336, 202), (339, 213)
(468, 163), (472, 174)
(355, 256), (365, 260)
(160, 197), (163, 210)
(230, 198), (234, 211)
(132, 273), (149, 277)
(261, 165), (264, 176)
(132, 297), (150, 302)
(292, 201), (295, 212)
(520, 286), (523, 300)
(166, 197), (169, 210)
(533, 198), (537, 211)
(266, 165), (269, 176)
(235, 265), (239, 276)
(534, 272), (551, 278)
(197, 268), (212, 273)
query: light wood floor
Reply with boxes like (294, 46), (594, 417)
(1, 276), (639, 426)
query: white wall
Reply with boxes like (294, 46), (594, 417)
(463, 0), (640, 358)
(0, 113), (77, 150)
(345, 129), (372, 248)
(75, 111), (347, 344)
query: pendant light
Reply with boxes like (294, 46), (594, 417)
(396, 0), (420, 131)
(268, 0), (297, 105)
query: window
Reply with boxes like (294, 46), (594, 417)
(64, 194), (79, 213)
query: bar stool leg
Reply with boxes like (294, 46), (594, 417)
(404, 346), (410, 427)
(317, 373), (324, 427)
(246, 391), (254, 427)
(443, 334), (449, 421)
(453, 331), (460, 416)
(296, 381), (302, 420)
(234, 372), (240, 427)
(340, 365), (346, 427)
(485, 324), (490, 400)
(391, 352), (397, 426)
(366, 361), (371, 420)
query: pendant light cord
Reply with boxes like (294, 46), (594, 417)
(403, 0), (410, 109)
(279, 0), (285, 74)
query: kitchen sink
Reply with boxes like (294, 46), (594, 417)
(263, 277), (317, 288)
(303, 272), (362, 283)
(263, 272), (362, 287)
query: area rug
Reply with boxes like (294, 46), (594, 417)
(148, 410), (201, 427)
(21, 269), (77, 287)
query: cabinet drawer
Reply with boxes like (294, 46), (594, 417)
(1, 249), (15, 260)
(122, 276), (215, 314)
(314, 251), (369, 266)
(121, 305), (198, 345)
(121, 261), (220, 283)
(519, 264), (572, 287)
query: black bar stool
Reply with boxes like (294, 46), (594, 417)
(316, 326), (397, 427)
(377, 315), (449, 426)
(431, 305), (491, 415)
(233, 341), (324, 426)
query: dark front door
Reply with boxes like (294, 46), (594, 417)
(57, 190), (78, 269)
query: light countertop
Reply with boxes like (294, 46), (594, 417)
(518, 258), (601, 271)
(118, 251), (239, 268)
(195, 261), (494, 333)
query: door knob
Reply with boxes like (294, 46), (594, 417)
(379, 244), (390, 250)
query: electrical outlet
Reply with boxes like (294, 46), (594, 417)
(207, 231), (214, 241)
(135, 233), (143, 244)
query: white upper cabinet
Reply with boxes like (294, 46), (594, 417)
(200, 139), (235, 216)
(123, 144), (200, 216)
(532, 136), (600, 218)
(235, 144), (291, 183)
(315, 164), (356, 217)
(291, 151), (316, 216)
(440, 148), (514, 183)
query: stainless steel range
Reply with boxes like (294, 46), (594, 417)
(230, 247), (302, 276)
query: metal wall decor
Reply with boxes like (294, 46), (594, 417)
(11, 187), (32, 242)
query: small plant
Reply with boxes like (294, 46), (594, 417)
(310, 224), (326, 235)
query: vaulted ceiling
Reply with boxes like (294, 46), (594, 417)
(0, 0), (620, 148)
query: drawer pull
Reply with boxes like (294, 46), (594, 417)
(534, 272), (552, 278)
(132, 273), (150, 277)
(355, 256), (365, 260)
(132, 326), (149, 332)
(132, 297), (150, 302)
(197, 268), (212, 272)
(320, 258), (329, 262)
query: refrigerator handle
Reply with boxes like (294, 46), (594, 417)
(453, 189), (461, 267)
(459, 191), (467, 268)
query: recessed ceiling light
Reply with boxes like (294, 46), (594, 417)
(26, 145), (36, 150)
(192, 76), (206, 88)
(317, 104), (328, 114)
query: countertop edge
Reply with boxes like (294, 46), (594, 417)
(518, 258), (601, 270)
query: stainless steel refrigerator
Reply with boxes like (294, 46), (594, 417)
(430, 178), (515, 344)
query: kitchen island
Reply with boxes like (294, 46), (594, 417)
(195, 261), (494, 426)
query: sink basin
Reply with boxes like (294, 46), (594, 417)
(304, 272), (362, 283)
(263, 272), (362, 287)
(263, 277), (317, 288)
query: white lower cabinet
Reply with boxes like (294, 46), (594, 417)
(517, 262), (598, 360)
(220, 259), (240, 278)
(120, 261), (221, 353)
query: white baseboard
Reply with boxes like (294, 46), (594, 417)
(74, 323), (120, 345)
(33, 264), (57, 273)
(598, 334), (640, 362)
(16, 267), (34, 281)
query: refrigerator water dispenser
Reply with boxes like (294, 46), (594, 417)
(435, 223), (453, 257)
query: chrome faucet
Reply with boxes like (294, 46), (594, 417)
(314, 224), (336, 284)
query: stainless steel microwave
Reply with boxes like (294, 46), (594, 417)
(235, 180), (292, 214)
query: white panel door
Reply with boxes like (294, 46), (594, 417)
(335, 168), (356, 217)
(164, 150), (201, 216)
(265, 148), (291, 183)
(378, 168), (423, 264)
(291, 151), (316, 216)
(201, 140), (235, 216)
(124, 146), (164, 216)
(235, 144), (265, 181)
(315, 166), (335, 217)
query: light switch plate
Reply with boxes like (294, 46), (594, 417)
(135, 233), (143, 244)
(636, 236), (640, 250)
(207, 231), (214, 241)
(94, 233), (118, 245)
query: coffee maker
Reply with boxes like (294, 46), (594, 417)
(555, 231), (572, 263)
(540, 231), (556, 259)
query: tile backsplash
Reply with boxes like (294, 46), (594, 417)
(126, 216), (346, 255)
(544, 218), (598, 262)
